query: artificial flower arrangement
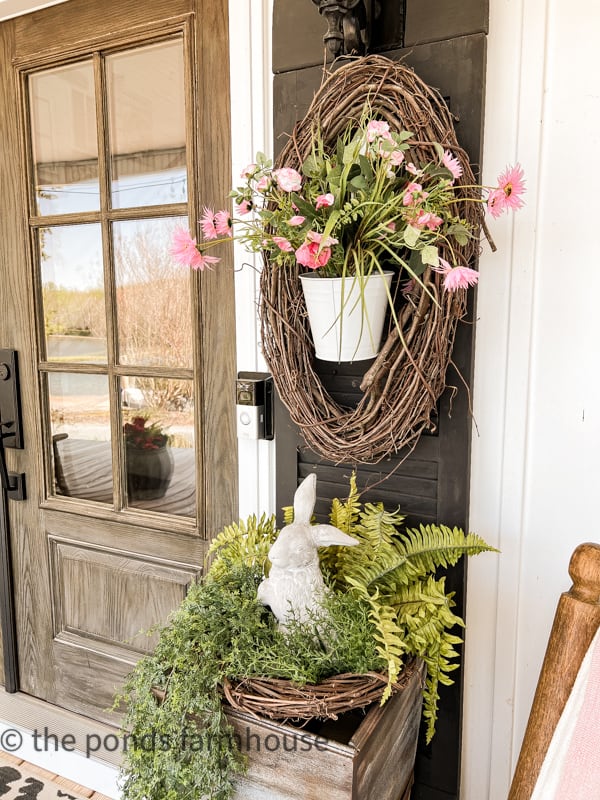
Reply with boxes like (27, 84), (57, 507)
(171, 107), (524, 296)
(123, 416), (170, 450)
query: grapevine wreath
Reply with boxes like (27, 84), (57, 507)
(259, 55), (488, 463)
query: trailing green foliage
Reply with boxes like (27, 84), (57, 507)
(116, 476), (496, 798)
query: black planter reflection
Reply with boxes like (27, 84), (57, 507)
(126, 445), (174, 501)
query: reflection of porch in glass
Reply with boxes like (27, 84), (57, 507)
(52, 435), (195, 518)
(36, 146), (186, 185)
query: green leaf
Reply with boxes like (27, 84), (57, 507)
(421, 245), (439, 267)
(358, 154), (374, 181)
(404, 225), (421, 247)
(432, 142), (445, 161)
(350, 175), (369, 191)
(447, 222), (472, 246)
(302, 154), (322, 178)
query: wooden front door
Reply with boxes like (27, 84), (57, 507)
(0, 0), (236, 723)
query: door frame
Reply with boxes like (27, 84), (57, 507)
(0, 0), (236, 745)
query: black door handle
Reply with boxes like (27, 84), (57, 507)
(0, 350), (25, 501)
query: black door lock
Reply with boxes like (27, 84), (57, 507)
(0, 350), (26, 501)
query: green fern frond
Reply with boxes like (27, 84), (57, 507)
(340, 524), (495, 595)
(206, 514), (277, 580)
(346, 579), (406, 701)
(282, 504), (294, 525)
(329, 472), (361, 533)
(321, 473), (362, 578)
(356, 503), (406, 547)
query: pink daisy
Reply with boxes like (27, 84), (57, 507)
(193, 253), (221, 272)
(200, 207), (218, 240)
(496, 163), (526, 212)
(215, 209), (232, 236)
(441, 149), (463, 181)
(171, 228), (203, 269)
(433, 258), (479, 291)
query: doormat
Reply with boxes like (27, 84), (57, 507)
(0, 757), (89, 800)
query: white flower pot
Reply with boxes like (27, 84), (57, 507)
(299, 271), (393, 362)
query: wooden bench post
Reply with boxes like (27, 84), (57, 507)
(508, 542), (600, 800)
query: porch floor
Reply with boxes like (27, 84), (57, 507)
(0, 750), (114, 799)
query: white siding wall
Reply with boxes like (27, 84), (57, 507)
(463, 0), (600, 797)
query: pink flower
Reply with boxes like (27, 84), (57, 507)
(433, 258), (479, 291)
(307, 230), (338, 247)
(171, 228), (203, 269)
(415, 211), (443, 230)
(406, 162), (420, 175)
(236, 199), (252, 216)
(273, 167), (303, 192)
(366, 120), (392, 142)
(487, 188), (506, 218)
(192, 253), (221, 272)
(294, 231), (338, 269)
(295, 241), (332, 270)
(256, 176), (271, 192)
(240, 163), (257, 178)
(387, 221), (396, 232)
(214, 209), (232, 236)
(441, 150), (463, 180)
(388, 150), (405, 166)
(200, 207), (218, 240)
(273, 236), (293, 252)
(288, 215), (306, 226)
(493, 163), (526, 216)
(315, 193), (334, 210)
(403, 182), (428, 207)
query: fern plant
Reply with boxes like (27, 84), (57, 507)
(320, 474), (494, 741)
(116, 475), (495, 799)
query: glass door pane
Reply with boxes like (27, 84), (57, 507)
(29, 61), (100, 215)
(114, 217), (192, 368)
(106, 39), (187, 209)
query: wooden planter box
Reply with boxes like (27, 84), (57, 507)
(224, 661), (425, 800)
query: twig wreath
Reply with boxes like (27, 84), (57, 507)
(259, 55), (485, 463)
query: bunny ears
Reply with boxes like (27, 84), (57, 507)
(293, 474), (358, 548)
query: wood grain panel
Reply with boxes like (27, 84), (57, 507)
(43, 509), (206, 565)
(404, 0), (488, 47)
(194, 0), (238, 538)
(14, 0), (192, 60)
(49, 538), (195, 652)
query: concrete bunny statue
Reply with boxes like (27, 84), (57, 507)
(257, 473), (358, 630)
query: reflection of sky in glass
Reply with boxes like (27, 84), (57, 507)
(41, 223), (103, 292)
(111, 167), (186, 208)
(37, 167), (186, 217)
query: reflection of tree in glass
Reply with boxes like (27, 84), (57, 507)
(115, 220), (193, 370)
(43, 281), (105, 336)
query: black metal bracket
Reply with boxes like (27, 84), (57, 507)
(311, 0), (380, 58)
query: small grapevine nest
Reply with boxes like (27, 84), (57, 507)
(259, 55), (485, 463)
(221, 658), (419, 721)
